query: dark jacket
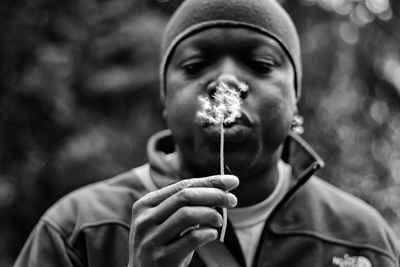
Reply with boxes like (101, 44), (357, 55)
(14, 130), (400, 267)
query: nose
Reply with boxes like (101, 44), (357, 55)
(218, 73), (242, 88)
(206, 64), (249, 99)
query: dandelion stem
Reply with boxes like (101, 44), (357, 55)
(196, 81), (243, 243)
(220, 124), (224, 176)
(219, 124), (227, 242)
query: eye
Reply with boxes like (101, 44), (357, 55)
(180, 57), (209, 76)
(248, 57), (277, 74)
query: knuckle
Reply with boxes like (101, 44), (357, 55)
(185, 229), (202, 244)
(131, 201), (143, 214)
(132, 210), (154, 231)
(132, 192), (153, 212)
(174, 179), (193, 191)
(177, 188), (198, 203)
(213, 188), (226, 204)
(177, 207), (195, 221)
(208, 176), (222, 188)
(143, 191), (159, 206)
(131, 198), (154, 217)
(132, 215), (146, 231)
(177, 189), (190, 203)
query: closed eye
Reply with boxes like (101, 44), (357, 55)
(180, 57), (209, 76)
(248, 57), (277, 74)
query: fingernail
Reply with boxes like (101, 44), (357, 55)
(218, 215), (224, 227)
(227, 193), (237, 207)
(211, 229), (219, 240)
(221, 175), (239, 189)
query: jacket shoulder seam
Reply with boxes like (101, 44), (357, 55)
(71, 220), (130, 244)
(44, 216), (130, 249)
(41, 217), (86, 267)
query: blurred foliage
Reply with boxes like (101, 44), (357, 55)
(0, 0), (399, 265)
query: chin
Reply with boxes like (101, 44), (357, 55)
(178, 126), (286, 176)
(224, 152), (259, 174)
(196, 141), (260, 175)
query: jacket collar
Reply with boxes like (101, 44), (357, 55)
(261, 131), (325, 231)
(281, 131), (325, 192)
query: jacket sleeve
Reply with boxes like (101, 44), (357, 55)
(13, 219), (85, 267)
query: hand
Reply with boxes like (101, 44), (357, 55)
(127, 175), (239, 267)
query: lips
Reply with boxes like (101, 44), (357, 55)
(223, 113), (252, 128)
(200, 111), (253, 143)
(201, 111), (252, 128)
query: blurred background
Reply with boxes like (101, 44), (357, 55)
(0, 0), (399, 265)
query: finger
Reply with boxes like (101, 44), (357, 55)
(151, 206), (223, 244)
(163, 227), (218, 263)
(152, 187), (237, 223)
(140, 175), (239, 207)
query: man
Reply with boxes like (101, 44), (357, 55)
(14, 0), (400, 266)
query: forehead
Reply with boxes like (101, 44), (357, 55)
(171, 27), (287, 58)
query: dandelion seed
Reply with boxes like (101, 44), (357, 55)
(197, 81), (243, 126)
(196, 81), (244, 242)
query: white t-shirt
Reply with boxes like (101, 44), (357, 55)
(228, 160), (291, 267)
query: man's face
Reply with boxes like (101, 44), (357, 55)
(164, 27), (296, 176)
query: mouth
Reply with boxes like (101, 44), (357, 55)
(201, 111), (252, 128)
(223, 113), (252, 128)
(200, 112), (253, 143)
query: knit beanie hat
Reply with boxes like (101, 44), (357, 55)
(160, 0), (302, 101)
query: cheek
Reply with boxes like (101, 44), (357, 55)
(165, 72), (207, 128)
(258, 102), (292, 131)
(258, 78), (296, 122)
(164, 89), (200, 134)
(166, 94), (193, 115)
(252, 88), (295, 135)
(256, 100), (293, 152)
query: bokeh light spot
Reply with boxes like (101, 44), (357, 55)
(369, 100), (389, 124)
(339, 22), (359, 44)
(391, 159), (400, 183)
(366, 0), (390, 14)
(354, 2), (375, 25)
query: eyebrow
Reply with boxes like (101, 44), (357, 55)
(171, 30), (288, 65)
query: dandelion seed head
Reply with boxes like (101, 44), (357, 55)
(196, 81), (243, 126)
